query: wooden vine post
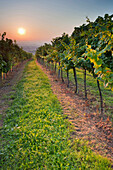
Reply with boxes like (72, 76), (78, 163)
(84, 68), (87, 99)
(73, 67), (78, 93)
(61, 67), (64, 82)
(58, 62), (60, 78)
(67, 70), (69, 88)
(97, 80), (103, 115)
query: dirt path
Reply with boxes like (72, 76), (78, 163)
(0, 61), (27, 128)
(36, 60), (113, 162)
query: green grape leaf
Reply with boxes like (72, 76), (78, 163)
(94, 67), (102, 74)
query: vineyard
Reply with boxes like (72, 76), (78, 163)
(0, 32), (32, 84)
(36, 14), (113, 118)
(0, 61), (112, 169)
(0, 14), (113, 169)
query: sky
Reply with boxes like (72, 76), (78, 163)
(0, 0), (113, 44)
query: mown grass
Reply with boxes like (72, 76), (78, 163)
(0, 60), (112, 169)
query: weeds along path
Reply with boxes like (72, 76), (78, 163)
(0, 61), (28, 128)
(36, 60), (113, 161)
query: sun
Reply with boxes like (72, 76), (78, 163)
(18, 27), (26, 35)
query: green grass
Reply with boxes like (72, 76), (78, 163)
(0, 60), (112, 169)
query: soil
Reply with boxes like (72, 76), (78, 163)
(0, 60), (113, 163)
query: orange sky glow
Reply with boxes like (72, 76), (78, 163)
(0, 0), (113, 43)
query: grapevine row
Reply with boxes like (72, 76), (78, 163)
(0, 32), (32, 82)
(36, 14), (113, 115)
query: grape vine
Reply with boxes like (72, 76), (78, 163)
(0, 32), (32, 82)
(36, 14), (113, 115)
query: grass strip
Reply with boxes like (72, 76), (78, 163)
(0, 60), (112, 169)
